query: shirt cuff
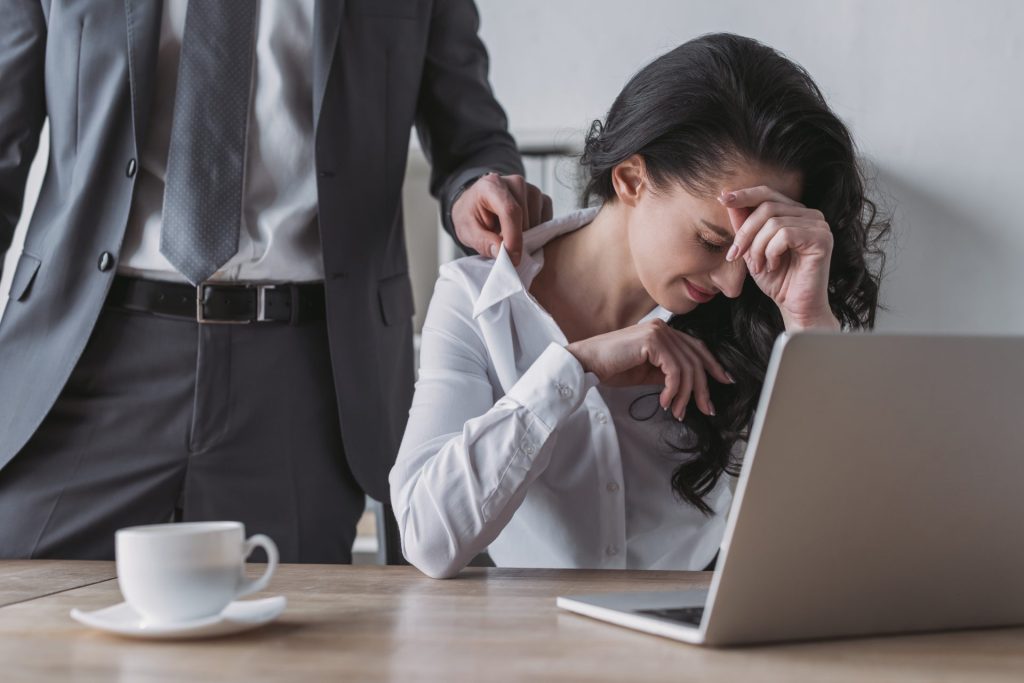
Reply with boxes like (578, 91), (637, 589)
(442, 167), (494, 251)
(505, 343), (599, 433)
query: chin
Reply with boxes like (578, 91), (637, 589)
(661, 296), (698, 317)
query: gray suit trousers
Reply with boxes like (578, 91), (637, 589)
(0, 295), (365, 563)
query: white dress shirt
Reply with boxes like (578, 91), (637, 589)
(390, 207), (733, 579)
(119, 0), (322, 283)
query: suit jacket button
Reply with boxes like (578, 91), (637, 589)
(126, 158), (137, 177)
(98, 252), (115, 272)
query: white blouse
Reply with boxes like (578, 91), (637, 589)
(389, 208), (732, 579)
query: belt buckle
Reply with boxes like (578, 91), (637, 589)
(196, 282), (255, 324)
(256, 284), (277, 322)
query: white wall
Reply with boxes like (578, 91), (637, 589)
(5, 2), (1023, 334)
(475, 0), (1024, 333)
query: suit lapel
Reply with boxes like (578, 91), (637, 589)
(313, 0), (345, 131)
(124, 0), (163, 155)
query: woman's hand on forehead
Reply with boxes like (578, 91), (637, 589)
(717, 185), (839, 331)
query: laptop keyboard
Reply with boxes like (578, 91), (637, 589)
(635, 606), (705, 626)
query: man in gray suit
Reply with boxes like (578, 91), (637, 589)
(0, 0), (550, 563)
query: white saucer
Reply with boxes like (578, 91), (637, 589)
(70, 596), (287, 640)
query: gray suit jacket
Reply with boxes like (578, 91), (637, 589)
(0, 0), (523, 502)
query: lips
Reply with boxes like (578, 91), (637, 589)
(684, 280), (716, 304)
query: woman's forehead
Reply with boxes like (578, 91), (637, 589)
(717, 163), (804, 200)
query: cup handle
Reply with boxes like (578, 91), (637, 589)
(237, 534), (279, 598)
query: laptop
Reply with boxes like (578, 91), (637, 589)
(557, 332), (1024, 646)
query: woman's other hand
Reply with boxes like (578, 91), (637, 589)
(566, 319), (734, 421)
(720, 186), (840, 331)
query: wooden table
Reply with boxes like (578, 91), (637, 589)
(0, 560), (117, 608)
(1, 562), (1022, 682)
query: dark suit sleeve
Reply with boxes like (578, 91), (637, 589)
(414, 0), (524, 247)
(0, 1), (47, 280)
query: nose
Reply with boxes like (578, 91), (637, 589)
(710, 258), (747, 299)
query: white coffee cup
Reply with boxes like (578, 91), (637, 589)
(115, 521), (278, 624)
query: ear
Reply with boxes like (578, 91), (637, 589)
(610, 155), (646, 207)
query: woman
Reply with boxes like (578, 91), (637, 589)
(389, 33), (889, 578)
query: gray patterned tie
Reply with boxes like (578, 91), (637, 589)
(160, 1), (259, 285)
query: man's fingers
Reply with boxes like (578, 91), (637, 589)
(525, 183), (544, 228)
(474, 208), (503, 257)
(541, 193), (554, 223)
(456, 213), (502, 260)
(457, 174), (551, 262)
(523, 182), (553, 227)
(481, 229), (503, 259)
(502, 176), (529, 258)
(480, 176), (524, 264)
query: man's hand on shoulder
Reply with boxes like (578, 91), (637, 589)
(451, 173), (553, 266)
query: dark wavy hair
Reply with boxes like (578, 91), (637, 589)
(580, 33), (890, 514)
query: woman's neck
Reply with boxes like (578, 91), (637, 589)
(530, 204), (656, 341)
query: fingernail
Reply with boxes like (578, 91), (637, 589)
(726, 245), (739, 262)
(725, 192), (736, 202)
(725, 372), (736, 384)
(708, 402), (716, 417)
(489, 244), (498, 258)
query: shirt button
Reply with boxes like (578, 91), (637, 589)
(125, 158), (137, 178)
(524, 443), (536, 456)
(606, 482), (620, 493)
(97, 251), (115, 272)
(596, 412), (608, 424)
(557, 383), (573, 399)
(606, 545), (619, 557)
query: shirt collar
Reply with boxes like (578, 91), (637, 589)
(472, 207), (597, 318)
(471, 206), (673, 324)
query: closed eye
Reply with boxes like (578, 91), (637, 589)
(696, 231), (729, 254)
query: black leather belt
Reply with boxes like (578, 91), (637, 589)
(108, 276), (326, 324)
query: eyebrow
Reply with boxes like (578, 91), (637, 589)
(700, 219), (733, 241)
